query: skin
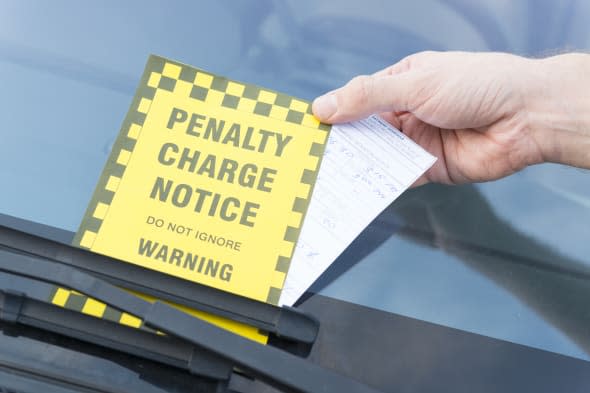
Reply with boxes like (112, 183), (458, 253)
(312, 51), (590, 186)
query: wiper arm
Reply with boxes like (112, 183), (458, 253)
(0, 317), (226, 393)
(0, 223), (318, 350)
(0, 249), (383, 393)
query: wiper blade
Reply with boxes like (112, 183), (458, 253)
(0, 249), (383, 393)
(0, 316), (226, 393)
(0, 223), (318, 350)
(0, 282), (234, 382)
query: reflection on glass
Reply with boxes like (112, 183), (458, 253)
(0, 0), (589, 360)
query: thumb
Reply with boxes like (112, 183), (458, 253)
(312, 72), (422, 124)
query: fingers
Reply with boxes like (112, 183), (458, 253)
(313, 51), (439, 124)
(312, 71), (422, 124)
(371, 55), (414, 77)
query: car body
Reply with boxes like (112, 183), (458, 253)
(1, 1), (590, 392)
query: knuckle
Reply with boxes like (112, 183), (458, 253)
(410, 50), (439, 65)
(393, 56), (413, 73)
(347, 75), (373, 107)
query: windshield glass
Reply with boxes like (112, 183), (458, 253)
(1, 0), (590, 362)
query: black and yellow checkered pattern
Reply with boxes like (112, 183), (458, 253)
(73, 55), (330, 306)
(48, 286), (271, 340)
(49, 287), (151, 331)
(147, 59), (330, 132)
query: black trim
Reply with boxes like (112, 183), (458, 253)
(0, 289), (233, 381)
(0, 221), (319, 350)
(0, 249), (382, 393)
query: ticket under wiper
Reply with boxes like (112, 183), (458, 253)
(72, 54), (434, 331)
(72, 55), (329, 342)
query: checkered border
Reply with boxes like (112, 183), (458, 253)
(151, 59), (330, 132)
(72, 56), (157, 251)
(49, 287), (152, 331)
(73, 55), (331, 306)
(47, 286), (276, 343)
(48, 286), (270, 341)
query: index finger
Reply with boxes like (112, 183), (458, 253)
(312, 72), (422, 124)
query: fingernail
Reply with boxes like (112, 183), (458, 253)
(312, 92), (337, 121)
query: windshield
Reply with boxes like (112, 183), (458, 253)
(1, 0), (590, 363)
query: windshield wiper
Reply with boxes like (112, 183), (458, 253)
(0, 222), (318, 354)
(0, 248), (383, 393)
(0, 274), (235, 384)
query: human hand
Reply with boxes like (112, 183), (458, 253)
(312, 51), (590, 185)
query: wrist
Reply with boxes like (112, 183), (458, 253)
(525, 53), (590, 169)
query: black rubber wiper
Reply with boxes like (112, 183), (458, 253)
(0, 249), (383, 393)
(0, 223), (318, 353)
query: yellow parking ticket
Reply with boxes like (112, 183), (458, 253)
(72, 55), (329, 340)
